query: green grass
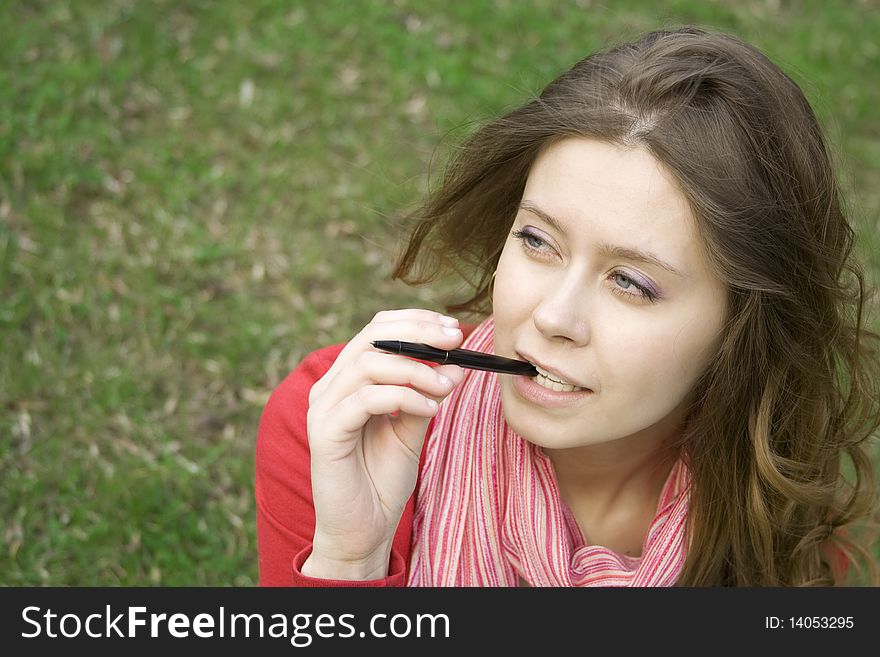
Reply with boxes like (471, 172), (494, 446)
(2, 0), (878, 585)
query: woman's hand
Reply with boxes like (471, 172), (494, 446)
(303, 309), (465, 579)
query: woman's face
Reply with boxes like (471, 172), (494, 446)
(493, 137), (728, 450)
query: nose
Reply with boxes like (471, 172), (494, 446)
(531, 275), (591, 346)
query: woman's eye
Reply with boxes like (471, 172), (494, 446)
(611, 272), (658, 303)
(511, 229), (550, 253)
(614, 272), (635, 290)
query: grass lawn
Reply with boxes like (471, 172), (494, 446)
(2, 0), (878, 585)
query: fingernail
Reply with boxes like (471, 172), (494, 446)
(425, 398), (438, 409)
(440, 316), (459, 327)
(442, 326), (462, 336)
(437, 374), (451, 387)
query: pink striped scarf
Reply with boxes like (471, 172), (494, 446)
(407, 316), (691, 586)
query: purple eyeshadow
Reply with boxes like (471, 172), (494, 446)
(627, 271), (660, 297)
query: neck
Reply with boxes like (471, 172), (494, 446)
(543, 412), (681, 556)
(545, 442), (676, 517)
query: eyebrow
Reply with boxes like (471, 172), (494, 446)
(518, 201), (687, 278)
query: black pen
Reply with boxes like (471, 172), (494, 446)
(371, 340), (539, 376)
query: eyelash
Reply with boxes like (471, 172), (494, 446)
(510, 229), (659, 303)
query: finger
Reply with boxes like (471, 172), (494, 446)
(311, 351), (458, 413)
(310, 312), (461, 403)
(309, 309), (458, 403)
(332, 384), (440, 440)
(371, 308), (459, 327)
(391, 365), (465, 452)
(431, 364), (465, 388)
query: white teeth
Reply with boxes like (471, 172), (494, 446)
(532, 369), (584, 392)
(534, 364), (577, 387)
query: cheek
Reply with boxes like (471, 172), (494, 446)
(671, 313), (725, 379)
(601, 324), (665, 383)
(493, 251), (540, 316)
(600, 318), (703, 394)
(618, 316), (720, 395)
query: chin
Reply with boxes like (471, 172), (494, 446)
(500, 401), (586, 449)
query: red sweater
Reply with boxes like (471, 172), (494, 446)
(255, 324), (478, 587)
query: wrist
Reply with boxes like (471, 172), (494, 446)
(302, 541), (392, 581)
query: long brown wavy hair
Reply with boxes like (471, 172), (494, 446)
(390, 26), (880, 585)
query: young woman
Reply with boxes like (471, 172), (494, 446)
(256, 26), (880, 586)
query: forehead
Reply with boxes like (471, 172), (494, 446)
(522, 137), (699, 255)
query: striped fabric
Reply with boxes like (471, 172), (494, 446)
(407, 316), (691, 587)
